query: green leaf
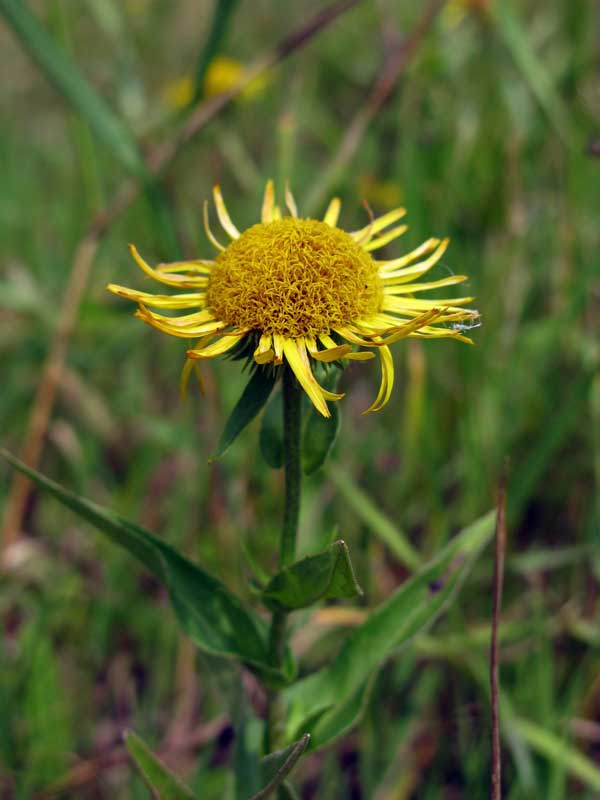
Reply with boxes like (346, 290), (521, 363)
(259, 389), (283, 469)
(0, 0), (147, 179)
(325, 464), (422, 570)
(302, 402), (340, 475)
(124, 730), (197, 799)
(1, 450), (293, 684)
(261, 540), (362, 612)
(284, 511), (495, 748)
(212, 369), (277, 461)
(512, 718), (600, 793)
(255, 734), (311, 800)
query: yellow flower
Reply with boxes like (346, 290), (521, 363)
(107, 182), (478, 417)
(162, 57), (267, 111)
(203, 56), (267, 100)
(356, 173), (403, 210)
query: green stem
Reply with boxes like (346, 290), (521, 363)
(265, 365), (302, 755)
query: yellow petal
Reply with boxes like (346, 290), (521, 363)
(306, 337), (352, 361)
(203, 200), (226, 252)
(350, 207), (406, 241)
(363, 345), (394, 414)
(272, 334), (285, 364)
(136, 310), (224, 339)
(381, 274), (468, 292)
(128, 244), (207, 288)
(323, 197), (341, 227)
(378, 238), (449, 282)
(285, 182), (298, 217)
(139, 306), (215, 327)
(107, 284), (206, 309)
(213, 184), (240, 239)
(383, 295), (474, 310)
(316, 334), (372, 361)
(283, 339), (331, 418)
(377, 309), (447, 345)
(377, 237), (441, 270)
(362, 223), (408, 252)
(261, 179), (275, 223)
(156, 260), (213, 274)
(254, 333), (275, 364)
(179, 358), (205, 399)
(187, 332), (247, 359)
(333, 326), (383, 346)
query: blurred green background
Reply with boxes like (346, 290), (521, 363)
(1, 0), (599, 797)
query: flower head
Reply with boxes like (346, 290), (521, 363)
(107, 182), (478, 417)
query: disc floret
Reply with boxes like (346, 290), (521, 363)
(206, 218), (382, 339)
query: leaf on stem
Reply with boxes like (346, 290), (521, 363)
(253, 734), (311, 800)
(260, 540), (363, 612)
(1, 449), (294, 685)
(124, 730), (197, 799)
(212, 369), (277, 461)
(283, 511), (496, 748)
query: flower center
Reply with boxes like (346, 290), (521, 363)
(207, 218), (382, 338)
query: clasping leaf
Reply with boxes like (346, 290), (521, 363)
(260, 540), (362, 612)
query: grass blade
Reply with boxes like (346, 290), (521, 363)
(285, 511), (495, 747)
(325, 464), (422, 570)
(193, 0), (240, 103)
(0, 0), (147, 178)
(491, 0), (570, 143)
(513, 718), (600, 793)
(124, 730), (197, 799)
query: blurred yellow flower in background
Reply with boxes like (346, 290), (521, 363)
(108, 182), (478, 417)
(356, 174), (403, 211)
(162, 56), (267, 110)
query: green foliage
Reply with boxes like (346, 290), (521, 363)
(257, 735), (311, 799)
(260, 540), (362, 612)
(1, 1), (598, 796)
(212, 369), (277, 461)
(325, 464), (422, 570)
(125, 730), (197, 800)
(1, 450), (293, 687)
(284, 511), (495, 747)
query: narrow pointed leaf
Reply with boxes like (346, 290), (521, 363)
(261, 540), (362, 612)
(259, 389), (283, 469)
(1, 450), (294, 684)
(284, 511), (495, 747)
(124, 730), (197, 799)
(255, 734), (311, 800)
(212, 369), (277, 461)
